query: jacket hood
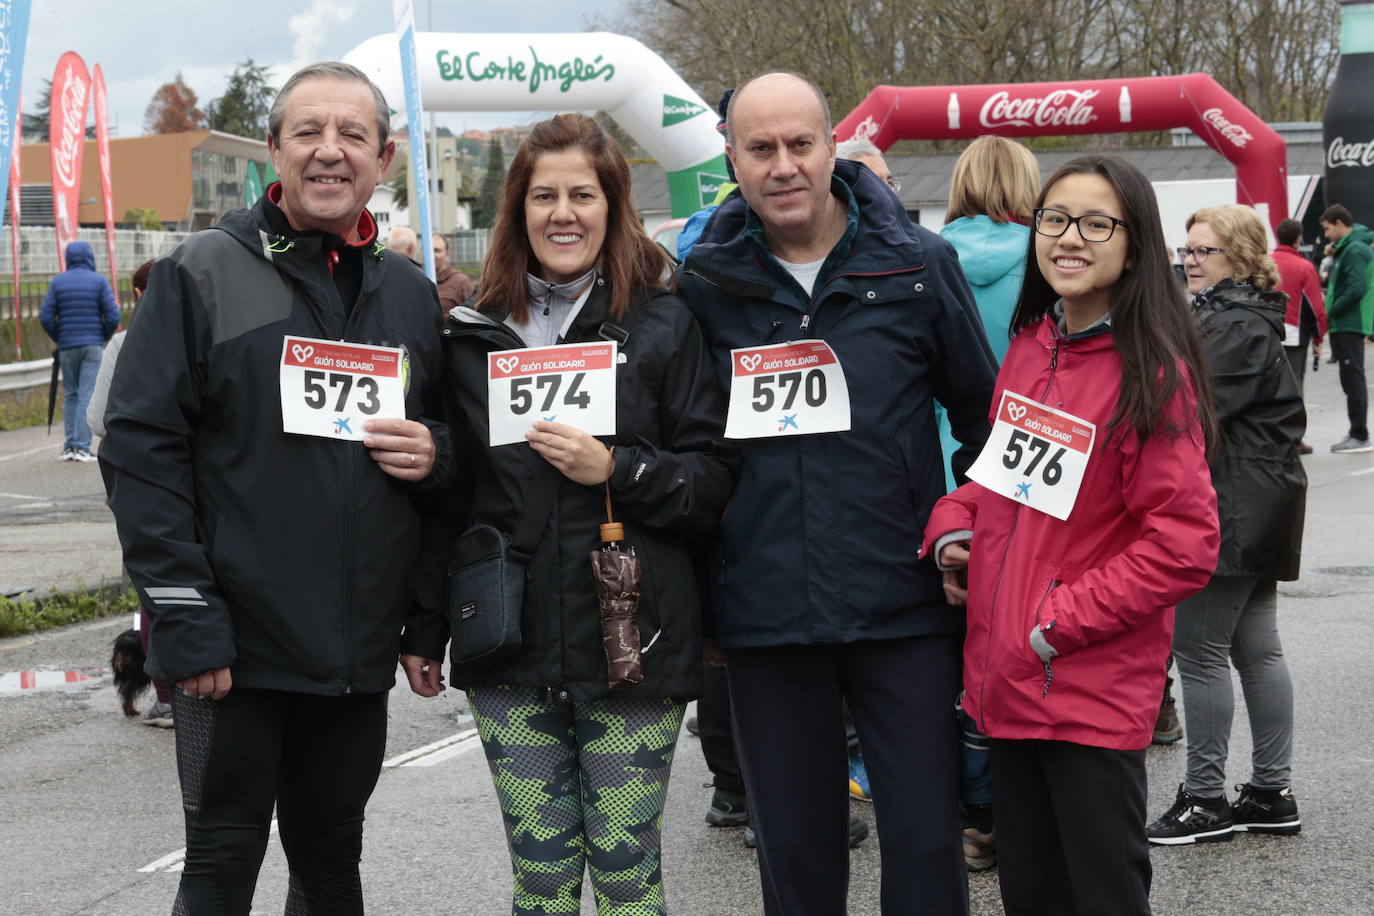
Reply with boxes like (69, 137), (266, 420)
(1193, 279), (1287, 334)
(939, 215), (1030, 286)
(1349, 223), (1374, 246)
(65, 240), (96, 271)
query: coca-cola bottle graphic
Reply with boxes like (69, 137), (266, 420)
(1324, 0), (1374, 223)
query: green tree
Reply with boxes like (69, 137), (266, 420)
(388, 155), (409, 210)
(23, 79), (95, 141)
(207, 59), (276, 140)
(123, 207), (163, 230)
(472, 136), (505, 229)
(144, 72), (206, 134)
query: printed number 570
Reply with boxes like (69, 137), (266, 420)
(1001, 430), (1065, 485)
(303, 370), (381, 415)
(751, 369), (826, 412)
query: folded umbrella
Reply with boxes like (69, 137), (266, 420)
(589, 489), (644, 689)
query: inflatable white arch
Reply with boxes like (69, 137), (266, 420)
(342, 32), (728, 218)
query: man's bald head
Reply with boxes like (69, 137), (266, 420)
(725, 72), (832, 148)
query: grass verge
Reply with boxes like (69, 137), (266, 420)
(0, 586), (139, 639)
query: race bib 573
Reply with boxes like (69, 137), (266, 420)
(279, 336), (407, 440)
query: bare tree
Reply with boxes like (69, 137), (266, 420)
(616, 0), (1337, 130)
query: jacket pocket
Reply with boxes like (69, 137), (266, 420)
(1033, 577), (1062, 698)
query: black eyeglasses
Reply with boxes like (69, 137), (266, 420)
(1033, 208), (1128, 243)
(1176, 246), (1226, 264)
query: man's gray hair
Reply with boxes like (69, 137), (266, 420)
(836, 138), (883, 161)
(268, 61), (390, 152)
(725, 72), (832, 147)
(386, 225), (417, 255)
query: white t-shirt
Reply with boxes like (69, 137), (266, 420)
(777, 256), (826, 298)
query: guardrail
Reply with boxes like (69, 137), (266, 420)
(0, 357), (53, 393)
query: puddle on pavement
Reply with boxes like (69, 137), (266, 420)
(0, 667), (109, 695)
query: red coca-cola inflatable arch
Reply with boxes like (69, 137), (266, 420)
(836, 73), (1287, 230)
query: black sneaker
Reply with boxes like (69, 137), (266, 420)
(1232, 783), (1301, 836)
(705, 788), (748, 827)
(743, 815), (868, 849)
(1147, 784), (1233, 845)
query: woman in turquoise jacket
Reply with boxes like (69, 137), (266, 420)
(935, 134), (1041, 872)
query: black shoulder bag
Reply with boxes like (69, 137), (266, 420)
(446, 461), (560, 666)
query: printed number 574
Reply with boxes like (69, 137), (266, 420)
(510, 372), (590, 415)
(1001, 430), (1065, 485)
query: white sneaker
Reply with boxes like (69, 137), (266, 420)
(72, 448), (96, 462)
(58, 448), (75, 461)
(1331, 436), (1373, 454)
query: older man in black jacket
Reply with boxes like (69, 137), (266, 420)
(678, 72), (996, 915)
(100, 62), (449, 915)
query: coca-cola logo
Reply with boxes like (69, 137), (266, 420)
(980, 89), (1098, 129)
(53, 66), (89, 191)
(1327, 136), (1374, 169)
(851, 115), (879, 142)
(1201, 108), (1252, 149)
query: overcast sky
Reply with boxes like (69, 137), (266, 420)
(23, 0), (625, 139)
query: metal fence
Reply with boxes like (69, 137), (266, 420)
(1, 228), (193, 318)
(445, 229), (491, 266)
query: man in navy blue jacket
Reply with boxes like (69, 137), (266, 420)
(678, 72), (996, 915)
(40, 239), (120, 460)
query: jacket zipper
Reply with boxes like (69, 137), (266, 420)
(976, 333), (1063, 721)
(1034, 579), (1062, 698)
(334, 254), (357, 692)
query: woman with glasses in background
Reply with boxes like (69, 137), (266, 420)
(1146, 205), (1306, 847)
(923, 155), (1219, 914)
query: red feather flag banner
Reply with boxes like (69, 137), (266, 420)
(48, 51), (91, 270)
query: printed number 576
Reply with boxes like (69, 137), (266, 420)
(1002, 430), (1065, 485)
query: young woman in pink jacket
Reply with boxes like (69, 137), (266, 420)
(921, 155), (1221, 915)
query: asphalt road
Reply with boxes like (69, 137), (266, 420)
(1, 356), (1372, 914)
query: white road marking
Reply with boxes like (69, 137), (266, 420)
(1350, 465), (1374, 477)
(0, 445), (53, 463)
(136, 732), (482, 874)
(139, 820), (278, 873)
(0, 491), (46, 500)
(382, 730), (482, 768)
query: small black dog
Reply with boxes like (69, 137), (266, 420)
(110, 628), (151, 717)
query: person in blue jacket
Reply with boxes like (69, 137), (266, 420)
(936, 135), (1042, 870)
(678, 72), (996, 916)
(40, 239), (120, 461)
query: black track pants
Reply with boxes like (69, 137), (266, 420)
(169, 687), (389, 915)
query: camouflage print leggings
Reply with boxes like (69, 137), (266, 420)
(466, 686), (687, 916)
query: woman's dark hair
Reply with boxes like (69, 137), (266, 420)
(1010, 154), (1216, 454)
(474, 113), (667, 322)
(131, 259), (155, 296)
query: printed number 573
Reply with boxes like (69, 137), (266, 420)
(1001, 430), (1065, 485)
(303, 370), (381, 415)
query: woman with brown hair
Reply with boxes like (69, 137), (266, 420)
(433, 113), (733, 914)
(1147, 204), (1306, 846)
